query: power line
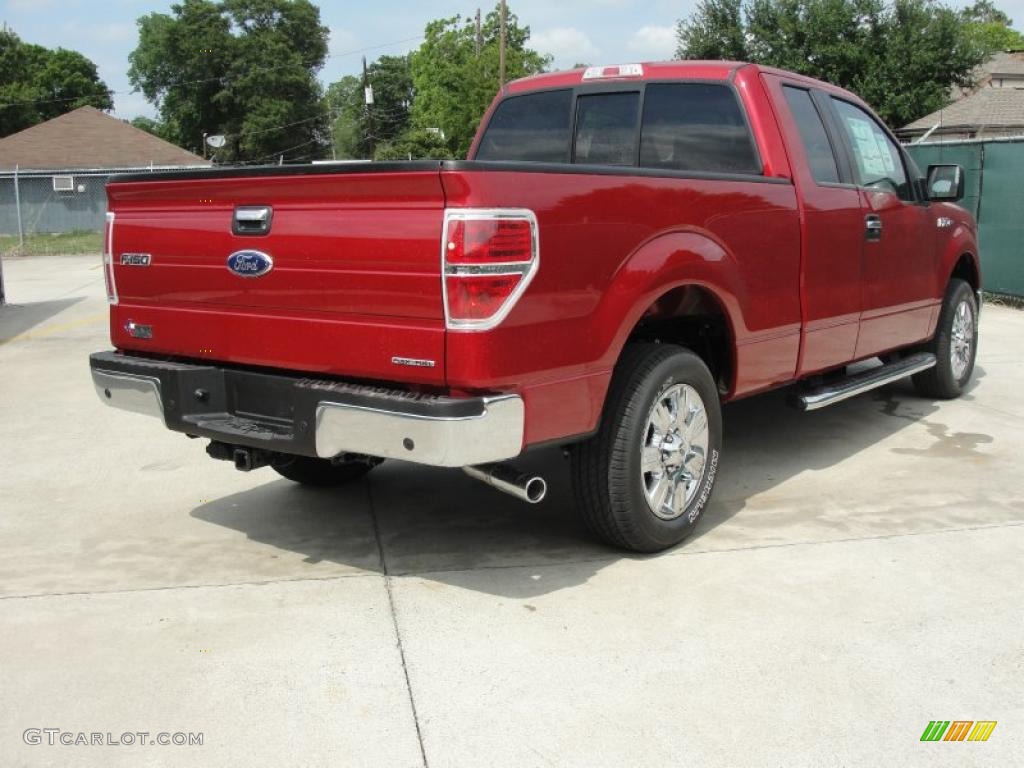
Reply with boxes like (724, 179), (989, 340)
(221, 100), (409, 144)
(232, 98), (412, 139)
(246, 137), (322, 164)
(195, 82), (414, 162)
(237, 109), (340, 138)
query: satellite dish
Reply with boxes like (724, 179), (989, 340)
(205, 134), (226, 148)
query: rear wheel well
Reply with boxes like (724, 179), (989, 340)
(625, 285), (733, 395)
(952, 253), (979, 293)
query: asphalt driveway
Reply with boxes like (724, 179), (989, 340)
(1, 254), (1021, 767)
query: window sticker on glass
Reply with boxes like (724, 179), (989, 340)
(845, 116), (894, 178)
(831, 98), (910, 199)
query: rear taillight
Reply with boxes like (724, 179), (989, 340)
(442, 209), (539, 330)
(102, 211), (118, 305)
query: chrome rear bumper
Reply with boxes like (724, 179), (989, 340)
(89, 351), (524, 467)
(314, 395), (523, 467)
(93, 369), (165, 423)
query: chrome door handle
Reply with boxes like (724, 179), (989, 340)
(865, 214), (882, 241)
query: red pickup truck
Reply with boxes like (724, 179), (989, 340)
(90, 61), (980, 552)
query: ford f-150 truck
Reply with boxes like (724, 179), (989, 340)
(90, 61), (980, 552)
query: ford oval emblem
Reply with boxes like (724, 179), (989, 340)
(227, 250), (273, 278)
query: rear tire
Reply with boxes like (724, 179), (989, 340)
(571, 343), (722, 553)
(912, 279), (978, 399)
(272, 456), (380, 487)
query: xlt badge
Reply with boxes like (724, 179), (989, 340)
(392, 357), (436, 368)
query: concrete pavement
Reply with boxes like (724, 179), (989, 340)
(1, 254), (1021, 766)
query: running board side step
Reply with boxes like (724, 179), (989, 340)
(796, 352), (936, 411)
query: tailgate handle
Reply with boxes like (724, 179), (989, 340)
(233, 206), (273, 236)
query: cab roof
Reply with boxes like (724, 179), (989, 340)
(505, 60), (860, 103)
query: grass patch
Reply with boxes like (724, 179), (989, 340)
(0, 230), (103, 257)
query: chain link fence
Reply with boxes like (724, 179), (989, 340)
(0, 170), (112, 258)
(0, 166), (204, 303)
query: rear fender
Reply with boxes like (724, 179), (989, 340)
(593, 230), (745, 393)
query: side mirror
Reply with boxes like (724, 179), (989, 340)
(927, 164), (964, 202)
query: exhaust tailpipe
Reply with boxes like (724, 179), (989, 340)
(463, 463), (547, 504)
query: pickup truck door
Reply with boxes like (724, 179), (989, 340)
(826, 97), (934, 357)
(766, 77), (864, 375)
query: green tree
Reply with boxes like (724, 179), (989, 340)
(409, 5), (550, 157)
(960, 0), (1024, 54)
(676, 0), (985, 127)
(0, 29), (39, 137)
(325, 55), (414, 159)
(325, 75), (363, 158)
(373, 127), (453, 161)
(128, 0), (330, 162)
(130, 116), (173, 141)
(31, 47), (114, 121)
(676, 0), (748, 61)
(0, 27), (113, 137)
(365, 55), (415, 150)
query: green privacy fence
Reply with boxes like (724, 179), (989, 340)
(907, 139), (1024, 297)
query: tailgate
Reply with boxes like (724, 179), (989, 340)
(105, 165), (447, 385)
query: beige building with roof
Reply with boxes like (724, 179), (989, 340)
(1, 107), (207, 236)
(0, 106), (206, 171)
(899, 51), (1024, 142)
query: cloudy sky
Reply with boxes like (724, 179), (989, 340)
(1, 0), (1018, 120)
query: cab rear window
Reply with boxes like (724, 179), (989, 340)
(574, 92), (639, 166)
(475, 89), (573, 163)
(475, 82), (760, 176)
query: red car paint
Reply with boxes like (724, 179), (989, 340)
(103, 61), (979, 452)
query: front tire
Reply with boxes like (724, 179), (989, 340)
(913, 278), (978, 399)
(571, 343), (722, 553)
(272, 456), (381, 487)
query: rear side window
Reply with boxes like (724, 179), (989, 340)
(639, 83), (759, 174)
(782, 86), (840, 184)
(475, 89), (573, 163)
(573, 92), (640, 166)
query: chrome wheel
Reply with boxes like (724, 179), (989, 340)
(950, 299), (974, 381)
(641, 383), (710, 520)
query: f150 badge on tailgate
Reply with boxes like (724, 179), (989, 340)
(227, 250), (273, 278)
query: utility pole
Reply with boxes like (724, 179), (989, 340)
(498, 0), (507, 87)
(2, 164), (22, 305)
(362, 56), (375, 158)
(475, 8), (482, 57)
(14, 163), (24, 249)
